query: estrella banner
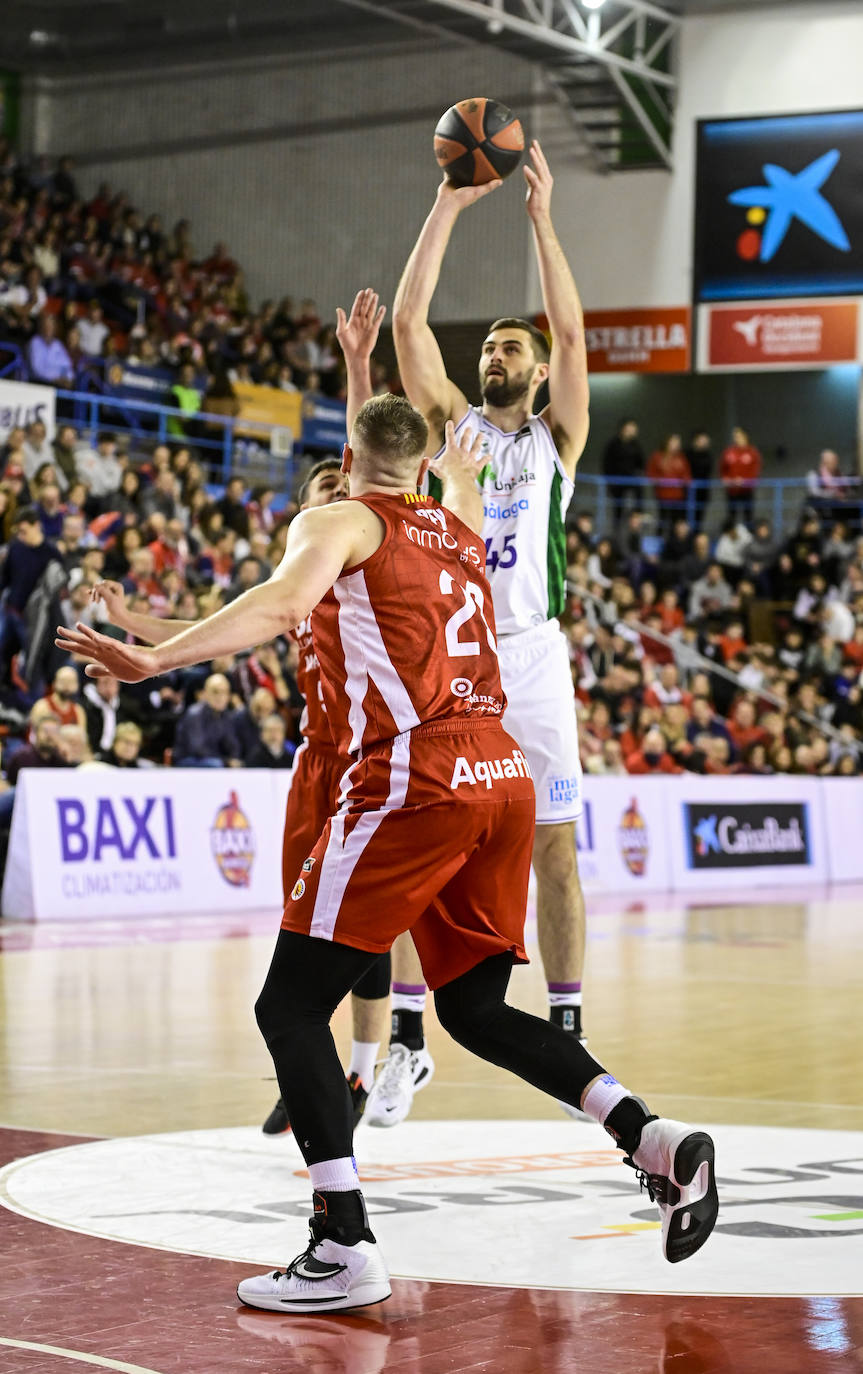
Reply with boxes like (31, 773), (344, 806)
(535, 309), (690, 373)
(694, 110), (863, 302)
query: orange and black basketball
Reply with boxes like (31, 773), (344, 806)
(434, 98), (524, 188)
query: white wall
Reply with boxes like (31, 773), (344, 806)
(30, 42), (539, 321)
(531, 1), (863, 311)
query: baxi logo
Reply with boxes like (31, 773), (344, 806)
(728, 150), (851, 263)
(210, 791), (255, 887)
(619, 798), (649, 877)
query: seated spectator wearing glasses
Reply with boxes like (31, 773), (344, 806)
(173, 673), (242, 768)
(99, 721), (145, 769)
(625, 726), (683, 775)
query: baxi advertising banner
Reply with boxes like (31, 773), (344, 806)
(0, 378), (56, 444)
(668, 775), (829, 890)
(698, 298), (860, 371)
(2, 769), (285, 920)
(694, 109), (863, 302)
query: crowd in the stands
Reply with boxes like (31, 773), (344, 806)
(0, 137), (394, 407)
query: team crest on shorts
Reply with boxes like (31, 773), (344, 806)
(291, 878), (306, 901)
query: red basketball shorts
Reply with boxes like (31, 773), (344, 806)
(281, 742), (350, 904)
(281, 717), (536, 990)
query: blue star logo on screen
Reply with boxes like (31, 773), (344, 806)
(693, 815), (720, 856)
(727, 149), (851, 263)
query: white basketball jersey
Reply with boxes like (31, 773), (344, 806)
(435, 407), (573, 637)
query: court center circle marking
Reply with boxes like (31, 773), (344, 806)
(2, 1120), (863, 1298)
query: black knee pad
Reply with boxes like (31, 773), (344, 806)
(353, 951), (391, 1002)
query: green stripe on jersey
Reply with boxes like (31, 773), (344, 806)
(547, 467), (566, 619)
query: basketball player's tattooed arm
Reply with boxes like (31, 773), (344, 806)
(393, 178), (500, 449)
(55, 505), (377, 683)
(524, 141), (589, 478)
(336, 288), (385, 432)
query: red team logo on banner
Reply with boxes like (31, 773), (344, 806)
(211, 791), (255, 888)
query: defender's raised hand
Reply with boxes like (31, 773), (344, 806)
(429, 421), (485, 485)
(335, 288), (386, 362)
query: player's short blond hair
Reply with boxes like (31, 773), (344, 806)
(352, 395), (428, 470)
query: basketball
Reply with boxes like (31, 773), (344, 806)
(434, 98), (524, 187)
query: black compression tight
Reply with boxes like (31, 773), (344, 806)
(256, 935), (606, 1166)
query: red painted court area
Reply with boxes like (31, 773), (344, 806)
(1, 1128), (860, 1374)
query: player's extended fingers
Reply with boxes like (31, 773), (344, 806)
(335, 307), (347, 335)
(471, 179), (503, 201)
(531, 139), (551, 176)
(84, 663), (111, 679)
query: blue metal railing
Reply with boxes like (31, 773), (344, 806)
(568, 473), (861, 537)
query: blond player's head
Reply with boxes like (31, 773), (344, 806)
(346, 395), (428, 488)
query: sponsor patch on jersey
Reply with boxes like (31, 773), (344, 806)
(301, 857), (316, 873)
(450, 749), (532, 790)
(290, 878), (306, 901)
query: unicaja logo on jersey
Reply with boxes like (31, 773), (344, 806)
(211, 791), (255, 887)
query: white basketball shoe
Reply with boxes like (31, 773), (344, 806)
(626, 1118), (718, 1263)
(364, 1042), (435, 1128)
(237, 1233), (391, 1314)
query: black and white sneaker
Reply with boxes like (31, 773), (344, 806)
(237, 1227), (391, 1313)
(262, 1097), (290, 1136)
(364, 1043), (435, 1128)
(626, 1118), (718, 1263)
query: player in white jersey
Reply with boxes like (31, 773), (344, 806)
(393, 140), (590, 1089)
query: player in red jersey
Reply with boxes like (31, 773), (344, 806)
(58, 395), (718, 1315)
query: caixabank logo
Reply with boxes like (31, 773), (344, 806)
(694, 109), (863, 301)
(685, 802), (810, 870)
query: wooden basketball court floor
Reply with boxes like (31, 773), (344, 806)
(1, 883), (862, 1373)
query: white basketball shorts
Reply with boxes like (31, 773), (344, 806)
(497, 618), (583, 825)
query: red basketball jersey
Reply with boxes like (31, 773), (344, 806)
(291, 616), (338, 753)
(311, 492), (505, 755)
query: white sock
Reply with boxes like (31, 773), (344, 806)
(581, 1074), (631, 1126)
(308, 1156), (360, 1192)
(349, 1040), (379, 1088)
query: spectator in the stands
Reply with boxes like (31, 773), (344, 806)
(51, 424), (79, 493)
(602, 419), (645, 528)
(141, 468), (180, 523)
(679, 531), (711, 589)
(34, 480), (64, 541)
(685, 429), (713, 531)
(30, 664), (87, 733)
(625, 726), (682, 775)
(173, 672), (242, 768)
(689, 562), (733, 620)
(74, 430), (123, 505)
(806, 450), (856, 520)
(686, 696), (732, 749)
(247, 485), (277, 537)
(57, 723), (94, 766)
(4, 714), (68, 788)
(83, 672), (121, 754)
(742, 518), (776, 593)
(0, 265), (47, 329)
(22, 420), (54, 482)
(646, 433), (690, 536)
(245, 712), (295, 769)
(720, 426), (762, 527)
(714, 517), (752, 586)
(27, 313), (74, 388)
(217, 475), (251, 542)
(77, 300), (110, 358)
(644, 662), (691, 710)
(233, 686), (278, 760)
(99, 720), (145, 768)
(0, 506), (62, 675)
(168, 362), (202, 437)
